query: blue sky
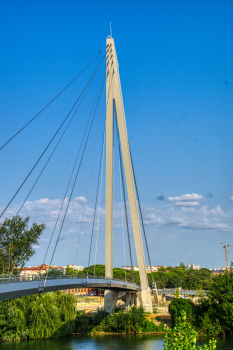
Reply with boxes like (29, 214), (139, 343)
(0, 0), (232, 269)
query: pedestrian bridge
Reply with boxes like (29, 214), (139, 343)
(157, 289), (207, 296)
(0, 275), (140, 301)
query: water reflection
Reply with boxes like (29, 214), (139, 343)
(0, 335), (232, 350)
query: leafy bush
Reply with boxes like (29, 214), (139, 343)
(164, 311), (217, 350)
(74, 306), (159, 334)
(169, 298), (196, 326)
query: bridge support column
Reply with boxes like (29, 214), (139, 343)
(105, 36), (153, 314)
(152, 288), (159, 304)
(132, 292), (137, 306)
(104, 290), (118, 313)
(136, 290), (152, 312)
(125, 292), (131, 310)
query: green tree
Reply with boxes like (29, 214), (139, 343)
(197, 269), (233, 334)
(166, 273), (182, 288)
(174, 288), (180, 298)
(179, 262), (186, 270)
(0, 216), (45, 273)
(0, 292), (76, 341)
(169, 298), (196, 326)
(182, 272), (201, 289)
(164, 311), (217, 350)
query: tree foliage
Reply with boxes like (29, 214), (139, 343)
(74, 306), (165, 334)
(169, 298), (196, 326)
(196, 269), (233, 335)
(0, 216), (45, 273)
(164, 311), (216, 350)
(169, 269), (233, 336)
(0, 292), (76, 341)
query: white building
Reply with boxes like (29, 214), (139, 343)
(121, 265), (139, 271)
(146, 265), (166, 272)
(186, 264), (201, 270)
(210, 267), (226, 274)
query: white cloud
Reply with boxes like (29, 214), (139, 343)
(74, 196), (87, 203)
(32, 245), (41, 249)
(174, 201), (200, 207)
(1, 195), (232, 243)
(229, 196), (233, 202)
(143, 203), (233, 232)
(168, 193), (203, 202)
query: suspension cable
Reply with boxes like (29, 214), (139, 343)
(46, 74), (106, 272)
(73, 77), (106, 268)
(129, 145), (154, 283)
(118, 137), (127, 282)
(74, 66), (114, 273)
(16, 60), (103, 216)
(114, 103), (134, 282)
(87, 122), (106, 279)
(42, 71), (106, 266)
(0, 46), (109, 151)
(93, 130), (105, 277)
(0, 55), (106, 219)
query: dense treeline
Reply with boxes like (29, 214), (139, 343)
(0, 294), (162, 341)
(73, 264), (214, 290)
(0, 292), (76, 341)
(75, 306), (165, 334)
(169, 269), (233, 336)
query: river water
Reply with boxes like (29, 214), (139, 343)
(1, 335), (233, 349)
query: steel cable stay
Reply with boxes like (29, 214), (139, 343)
(74, 68), (115, 270)
(42, 71), (106, 266)
(44, 75), (106, 285)
(0, 45), (110, 151)
(118, 134), (127, 283)
(0, 55), (106, 219)
(129, 145), (154, 284)
(73, 79), (106, 270)
(93, 130), (105, 277)
(86, 121), (106, 280)
(114, 103), (135, 283)
(16, 60), (105, 217)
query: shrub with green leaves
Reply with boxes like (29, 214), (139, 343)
(164, 311), (216, 350)
(169, 297), (196, 326)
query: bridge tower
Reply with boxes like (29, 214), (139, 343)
(104, 37), (153, 312)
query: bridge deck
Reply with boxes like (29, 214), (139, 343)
(0, 276), (140, 301)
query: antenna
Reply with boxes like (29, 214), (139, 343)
(110, 22), (112, 38)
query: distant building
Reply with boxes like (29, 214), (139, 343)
(186, 264), (201, 270)
(64, 288), (90, 296)
(146, 265), (166, 273)
(20, 264), (64, 278)
(20, 264), (84, 278)
(210, 267), (226, 275)
(121, 265), (139, 271)
(121, 265), (166, 273)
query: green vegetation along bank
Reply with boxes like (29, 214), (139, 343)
(0, 293), (217, 350)
(65, 263), (215, 291)
(0, 294), (164, 342)
(169, 269), (233, 336)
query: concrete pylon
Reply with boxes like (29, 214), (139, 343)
(105, 36), (153, 313)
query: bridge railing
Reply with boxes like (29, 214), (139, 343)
(0, 274), (138, 286)
(157, 288), (208, 295)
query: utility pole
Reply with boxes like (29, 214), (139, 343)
(221, 243), (233, 269)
